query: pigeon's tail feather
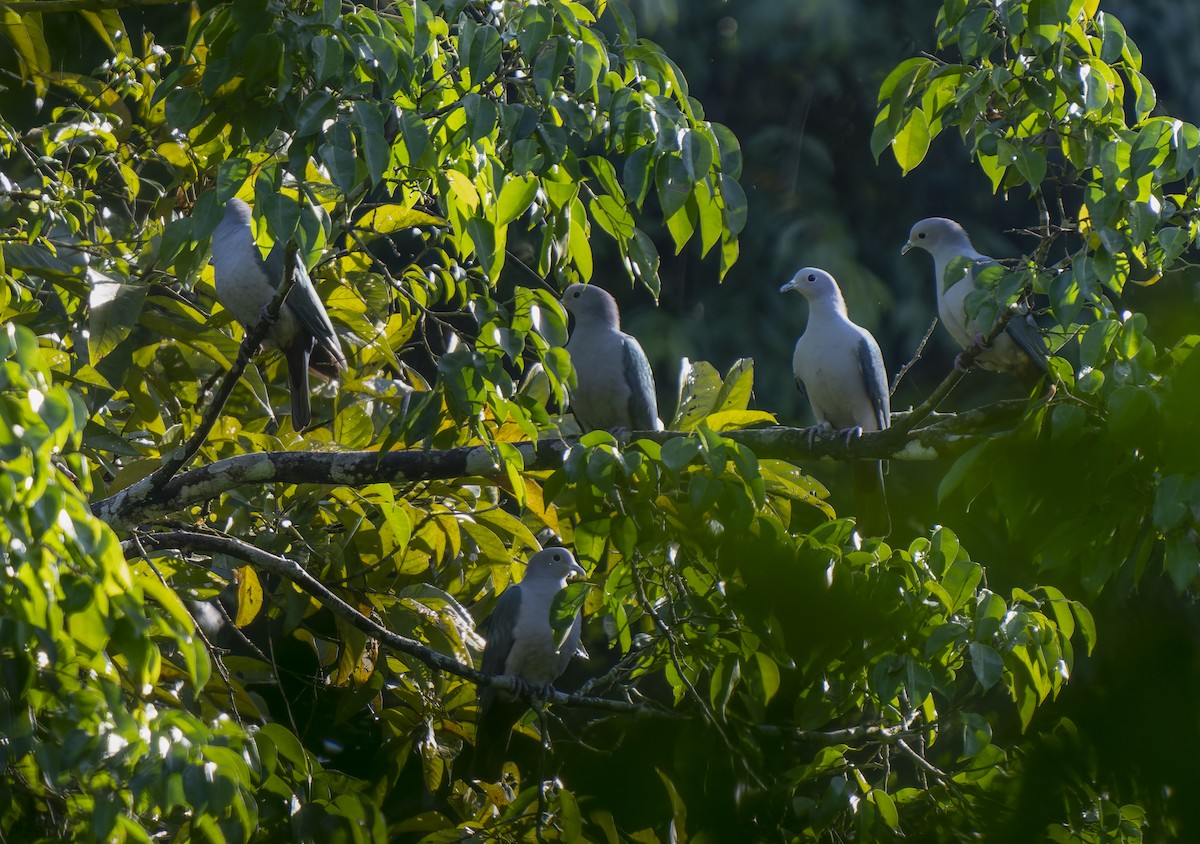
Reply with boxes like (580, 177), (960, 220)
(470, 700), (524, 781)
(308, 335), (346, 380)
(851, 459), (891, 538)
(285, 343), (312, 429)
(1004, 316), (1051, 375)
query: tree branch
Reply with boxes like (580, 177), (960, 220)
(94, 402), (1031, 530)
(758, 721), (923, 747)
(0, 0), (184, 10)
(125, 530), (961, 755)
(123, 529), (675, 718)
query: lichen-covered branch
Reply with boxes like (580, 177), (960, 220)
(0, 0), (183, 11)
(94, 400), (1033, 530)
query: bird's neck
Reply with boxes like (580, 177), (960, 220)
(589, 296), (621, 329)
(573, 315), (619, 334)
(808, 296), (848, 320)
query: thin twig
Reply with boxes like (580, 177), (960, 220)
(630, 556), (742, 761)
(889, 317), (939, 396)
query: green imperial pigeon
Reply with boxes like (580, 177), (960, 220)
(902, 216), (1049, 380)
(562, 283), (663, 432)
(211, 198), (345, 428)
(782, 267), (891, 538)
(474, 547), (586, 777)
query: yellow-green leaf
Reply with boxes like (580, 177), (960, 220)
(234, 566), (264, 627)
(893, 107), (931, 173)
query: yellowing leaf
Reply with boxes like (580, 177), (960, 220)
(234, 566), (263, 627)
(356, 203), (446, 237)
(703, 409), (776, 431)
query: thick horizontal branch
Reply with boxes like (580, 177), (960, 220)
(0, 0), (183, 10)
(94, 402), (1029, 530)
(124, 530), (673, 718)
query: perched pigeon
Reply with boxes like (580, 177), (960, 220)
(475, 547), (587, 777)
(562, 283), (663, 432)
(211, 198), (346, 428)
(902, 217), (1049, 378)
(782, 267), (891, 538)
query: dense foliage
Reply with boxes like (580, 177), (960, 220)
(0, 0), (1195, 841)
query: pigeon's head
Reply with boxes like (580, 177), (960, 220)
(780, 267), (843, 305)
(525, 547), (587, 583)
(562, 283), (620, 327)
(901, 217), (969, 256)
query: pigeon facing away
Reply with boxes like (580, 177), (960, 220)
(782, 268), (891, 538)
(902, 217), (1049, 379)
(475, 547), (587, 778)
(562, 283), (663, 432)
(211, 198), (346, 428)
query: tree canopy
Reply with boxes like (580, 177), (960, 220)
(0, 0), (1196, 841)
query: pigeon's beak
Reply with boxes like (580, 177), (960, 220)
(568, 561), (587, 580)
(779, 279), (797, 293)
(900, 240), (914, 255)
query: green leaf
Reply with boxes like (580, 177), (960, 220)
(590, 194), (636, 241)
(466, 216), (503, 280)
(877, 56), (935, 105)
(655, 153), (693, 220)
(516, 4), (553, 59)
(397, 111), (432, 168)
(461, 17), (502, 84)
(1129, 70), (1157, 122)
(319, 119), (361, 190)
(549, 581), (589, 648)
(661, 437), (701, 472)
(672, 358), (722, 430)
(710, 121), (743, 179)
(574, 28), (607, 95)
(88, 277), (148, 362)
(496, 175), (539, 227)
(942, 558), (983, 613)
(1153, 474), (1190, 531)
(872, 790), (899, 830)
(719, 173), (748, 237)
(1013, 144), (1047, 188)
(1072, 601), (1097, 655)
(1129, 119), (1172, 186)
(462, 91), (499, 142)
(0, 11), (49, 100)
(296, 90), (336, 137)
(754, 652), (780, 705)
(968, 642), (1004, 690)
(623, 145), (654, 207)
(352, 101), (390, 185)
(892, 107), (931, 173)
(904, 659), (934, 704)
(626, 228), (660, 294)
